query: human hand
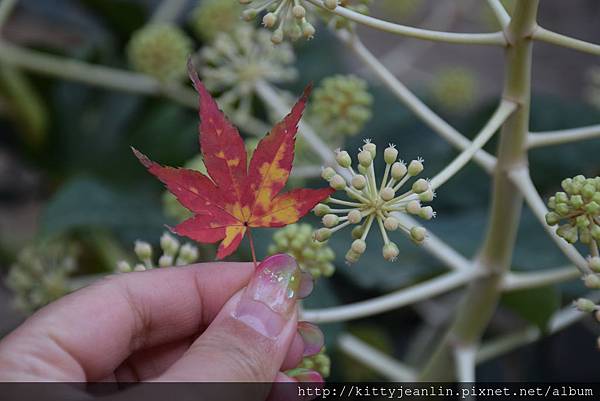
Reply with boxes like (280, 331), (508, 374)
(0, 254), (324, 397)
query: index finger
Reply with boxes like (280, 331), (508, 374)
(0, 262), (254, 381)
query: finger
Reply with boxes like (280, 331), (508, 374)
(158, 254), (308, 383)
(0, 262), (253, 381)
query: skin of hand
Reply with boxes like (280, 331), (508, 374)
(0, 254), (324, 400)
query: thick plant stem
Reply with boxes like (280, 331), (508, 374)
(420, 1), (539, 381)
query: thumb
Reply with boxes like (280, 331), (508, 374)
(158, 254), (312, 382)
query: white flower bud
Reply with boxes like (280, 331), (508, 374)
(384, 146), (398, 164)
(160, 232), (180, 256)
(412, 178), (429, 194)
(419, 206), (435, 220)
(345, 249), (360, 264)
(302, 22), (315, 39)
(576, 298), (597, 313)
(406, 200), (421, 215)
(313, 203), (330, 217)
(352, 175), (367, 190)
(179, 243), (199, 263)
(262, 12), (277, 28)
(347, 210), (362, 224)
(321, 167), (336, 181)
(384, 216), (399, 231)
(410, 226), (427, 243)
(159, 254), (173, 268)
(590, 257), (600, 272)
(292, 5), (306, 18)
(322, 214), (340, 228)
(314, 228), (332, 242)
(585, 274), (600, 289)
(330, 174), (346, 190)
(408, 159), (424, 176)
(351, 239), (367, 254)
(336, 150), (351, 168)
(382, 242), (399, 261)
(324, 0), (338, 9)
(391, 162), (407, 180)
(271, 28), (284, 44)
(380, 187), (395, 201)
(116, 260), (131, 273)
(134, 241), (152, 261)
(419, 189), (435, 202)
(242, 9), (257, 21)
(133, 264), (146, 272)
(358, 150), (373, 167)
(363, 142), (376, 158)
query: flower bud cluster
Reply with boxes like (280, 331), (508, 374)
(268, 223), (336, 279)
(6, 241), (78, 314)
(127, 24), (192, 82)
(200, 25), (297, 121)
(311, 75), (373, 137)
(314, 140), (435, 264)
(117, 232), (199, 273)
(240, 0), (336, 43)
(545, 176), (600, 251)
(297, 347), (331, 378)
(190, 0), (242, 42)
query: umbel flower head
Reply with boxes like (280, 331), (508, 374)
(190, 0), (242, 42)
(127, 24), (193, 82)
(314, 140), (435, 264)
(311, 74), (373, 137)
(545, 175), (600, 247)
(200, 25), (297, 121)
(431, 66), (479, 114)
(240, 0), (338, 43)
(116, 232), (200, 272)
(268, 223), (336, 279)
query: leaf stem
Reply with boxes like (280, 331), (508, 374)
(247, 227), (257, 269)
(533, 26), (600, 56)
(527, 124), (600, 148)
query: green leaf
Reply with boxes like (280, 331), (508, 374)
(501, 285), (561, 332)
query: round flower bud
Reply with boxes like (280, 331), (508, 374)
(408, 160), (424, 176)
(134, 241), (152, 261)
(314, 228), (332, 242)
(322, 214), (340, 228)
(410, 226), (427, 243)
(116, 260), (132, 273)
(271, 28), (284, 44)
(585, 201), (600, 215)
(347, 210), (362, 224)
(406, 200), (421, 215)
(345, 249), (360, 264)
(358, 150), (373, 167)
(591, 225), (600, 241)
(324, 0), (338, 9)
(357, 164), (367, 175)
(321, 167), (336, 181)
(158, 254), (173, 268)
(292, 5), (306, 18)
(351, 225), (364, 239)
(556, 224), (578, 244)
(412, 178), (429, 194)
(336, 151), (352, 168)
(584, 274), (600, 289)
(313, 203), (330, 217)
(419, 206), (435, 220)
(262, 12), (278, 28)
(382, 242), (399, 261)
(545, 212), (560, 226)
(160, 232), (180, 256)
(384, 146), (398, 164)
(351, 239), (367, 254)
(179, 243), (199, 263)
(133, 264), (146, 272)
(380, 187), (395, 201)
(242, 9), (257, 20)
(582, 184), (596, 200)
(351, 175), (367, 190)
(363, 142), (376, 158)
(576, 298), (597, 313)
(384, 216), (399, 231)
(419, 189), (435, 202)
(302, 22), (315, 39)
(330, 174), (346, 190)
(391, 162), (407, 180)
(590, 257), (600, 272)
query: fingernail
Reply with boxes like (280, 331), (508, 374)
(234, 254), (303, 338)
(286, 368), (324, 383)
(297, 322), (324, 357)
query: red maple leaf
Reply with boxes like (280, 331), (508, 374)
(133, 63), (333, 262)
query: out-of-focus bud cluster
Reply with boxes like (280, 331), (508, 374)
(545, 175), (600, 247)
(297, 347), (331, 378)
(200, 25), (297, 122)
(127, 24), (193, 82)
(190, 0), (242, 42)
(116, 232), (199, 273)
(6, 241), (78, 313)
(310, 75), (373, 137)
(314, 140), (435, 264)
(268, 223), (335, 279)
(430, 67), (479, 114)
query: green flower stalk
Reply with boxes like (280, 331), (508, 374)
(127, 24), (193, 82)
(318, 0), (371, 30)
(431, 66), (479, 114)
(116, 232), (199, 272)
(268, 223), (336, 279)
(200, 25), (297, 121)
(545, 175), (600, 254)
(6, 241), (78, 313)
(311, 75), (373, 137)
(314, 140), (435, 264)
(190, 0), (242, 42)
